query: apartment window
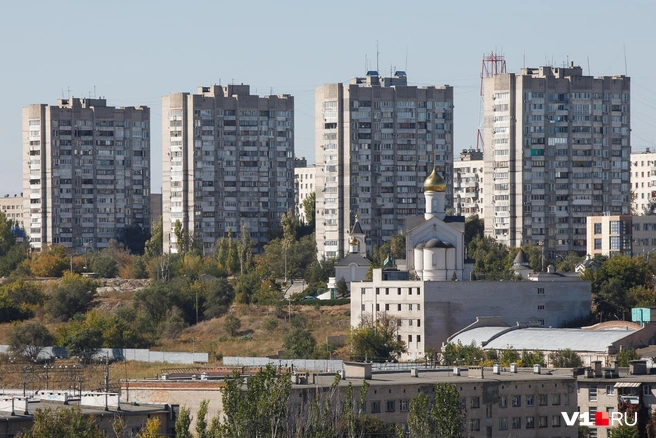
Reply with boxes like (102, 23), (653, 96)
(385, 400), (395, 412)
(361, 304), (365, 311)
(538, 394), (548, 406)
(526, 395), (534, 407)
(397, 304), (401, 311)
(552, 394), (561, 405)
(385, 304), (389, 311)
(417, 319), (421, 327)
(408, 335), (412, 343)
(470, 396), (480, 409)
(409, 304), (413, 311)
(499, 417), (508, 430)
(594, 223), (602, 234)
(485, 404), (492, 418)
(417, 335), (421, 343)
(606, 385), (615, 396)
(538, 416), (547, 428)
(400, 400), (409, 412)
(512, 417), (521, 429)
(511, 395), (521, 407)
(371, 401), (380, 413)
(376, 304), (380, 311)
(644, 385), (652, 396)
(537, 304), (545, 311)
(594, 238), (602, 250)
(589, 386), (598, 402)
(526, 416), (534, 429)
(537, 287), (544, 295)
(469, 419), (480, 432)
(552, 415), (561, 427)
(499, 396), (507, 408)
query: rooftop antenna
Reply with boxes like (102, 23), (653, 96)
(67, 86), (71, 98)
(405, 46), (408, 72)
(587, 56), (591, 76)
(365, 55), (368, 74)
(375, 41), (379, 72)
(61, 87), (65, 98)
(624, 44), (628, 75)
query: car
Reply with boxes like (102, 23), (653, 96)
(303, 296), (318, 300)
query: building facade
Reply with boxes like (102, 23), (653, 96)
(23, 98), (150, 252)
(454, 149), (484, 218)
(294, 163), (315, 224)
(315, 72), (454, 259)
(586, 214), (656, 257)
(0, 194), (25, 230)
(162, 85), (294, 254)
(483, 65), (631, 256)
(631, 150), (656, 215)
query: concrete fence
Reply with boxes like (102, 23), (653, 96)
(223, 356), (344, 372)
(0, 346), (208, 365)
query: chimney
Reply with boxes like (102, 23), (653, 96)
(453, 366), (461, 376)
(510, 363), (518, 373)
(493, 363), (501, 374)
(534, 364), (541, 374)
(592, 361), (602, 377)
(630, 360), (647, 375)
(410, 368), (419, 378)
(469, 366), (484, 379)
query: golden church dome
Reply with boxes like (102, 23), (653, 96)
(423, 168), (446, 192)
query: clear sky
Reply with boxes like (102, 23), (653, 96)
(2, 0), (655, 195)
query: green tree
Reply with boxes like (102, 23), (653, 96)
(407, 392), (434, 438)
(583, 254), (655, 320)
(224, 314), (241, 337)
(217, 365), (291, 438)
(617, 347), (641, 367)
(549, 349), (583, 368)
(499, 349), (521, 367)
(88, 249), (119, 278)
(336, 277), (348, 297)
(348, 312), (406, 362)
(442, 341), (486, 366)
(468, 236), (520, 280)
(521, 350), (545, 367)
(8, 321), (54, 361)
(0, 211), (17, 258)
(173, 220), (184, 253)
(282, 327), (317, 359)
(145, 218), (163, 259)
(19, 406), (104, 438)
(195, 400), (209, 438)
(174, 406), (192, 438)
(45, 273), (99, 322)
(65, 326), (103, 364)
(29, 245), (70, 277)
(302, 192), (316, 228)
(464, 214), (484, 248)
(238, 222), (254, 276)
(201, 277), (234, 320)
(610, 423), (639, 438)
(433, 383), (467, 438)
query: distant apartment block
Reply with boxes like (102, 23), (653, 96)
(483, 65), (630, 257)
(631, 150), (656, 214)
(162, 85), (294, 254)
(587, 214), (656, 257)
(0, 194), (25, 230)
(454, 149), (484, 218)
(315, 72), (454, 259)
(294, 163), (315, 224)
(23, 98), (150, 251)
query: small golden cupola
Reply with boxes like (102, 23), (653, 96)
(423, 167), (446, 193)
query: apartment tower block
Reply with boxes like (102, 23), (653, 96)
(483, 65), (630, 256)
(162, 85), (294, 254)
(23, 98), (150, 251)
(315, 72), (454, 259)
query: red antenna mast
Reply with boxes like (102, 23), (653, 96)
(476, 52), (507, 151)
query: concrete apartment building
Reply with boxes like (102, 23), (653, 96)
(483, 65), (631, 257)
(586, 214), (656, 257)
(127, 365), (577, 438)
(631, 149), (656, 215)
(294, 162), (315, 224)
(454, 148), (484, 218)
(0, 194), (25, 230)
(23, 98), (150, 251)
(315, 71), (454, 260)
(162, 85), (294, 254)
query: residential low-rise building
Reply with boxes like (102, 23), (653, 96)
(453, 149), (483, 218)
(631, 150), (656, 215)
(586, 214), (656, 256)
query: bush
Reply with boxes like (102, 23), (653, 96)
(262, 317), (278, 331)
(45, 273), (99, 322)
(224, 314), (241, 337)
